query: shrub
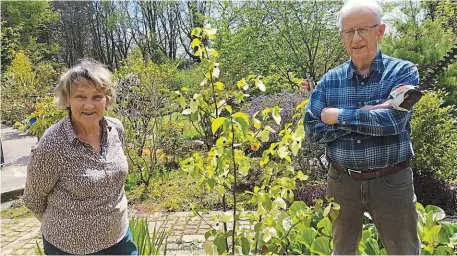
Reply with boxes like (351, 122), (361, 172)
(410, 91), (457, 181)
(1, 51), (57, 124)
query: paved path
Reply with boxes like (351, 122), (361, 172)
(0, 211), (249, 255)
(1, 125), (37, 197)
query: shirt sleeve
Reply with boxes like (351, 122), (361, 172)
(23, 144), (59, 221)
(337, 62), (419, 136)
(304, 77), (351, 143)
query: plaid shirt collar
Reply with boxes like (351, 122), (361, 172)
(347, 48), (385, 80)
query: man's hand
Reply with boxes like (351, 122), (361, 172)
(321, 108), (340, 125)
(360, 103), (392, 111)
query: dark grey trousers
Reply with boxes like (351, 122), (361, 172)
(327, 165), (420, 255)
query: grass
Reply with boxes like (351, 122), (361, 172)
(1, 200), (32, 219)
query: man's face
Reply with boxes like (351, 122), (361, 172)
(340, 10), (385, 64)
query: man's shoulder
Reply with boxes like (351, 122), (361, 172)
(382, 53), (416, 70)
(325, 61), (351, 78)
(318, 60), (351, 87)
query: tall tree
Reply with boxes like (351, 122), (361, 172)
(1, 1), (59, 71)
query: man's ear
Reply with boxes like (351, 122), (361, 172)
(377, 24), (386, 40)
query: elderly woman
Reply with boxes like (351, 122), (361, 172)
(23, 59), (137, 255)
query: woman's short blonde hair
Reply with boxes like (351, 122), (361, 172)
(54, 59), (116, 109)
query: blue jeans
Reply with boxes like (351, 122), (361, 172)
(43, 228), (138, 255)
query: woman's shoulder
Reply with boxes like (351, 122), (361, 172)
(34, 117), (69, 152)
(105, 116), (124, 132)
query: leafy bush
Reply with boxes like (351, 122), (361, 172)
(114, 50), (179, 186)
(410, 91), (457, 180)
(27, 96), (66, 138)
(1, 51), (56, 124)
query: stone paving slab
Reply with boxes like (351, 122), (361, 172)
(0, 211), (232, 255)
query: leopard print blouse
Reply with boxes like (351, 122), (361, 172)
(23, 116), (129, 254)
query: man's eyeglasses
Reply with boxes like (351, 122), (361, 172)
(341, 24), (379, 39)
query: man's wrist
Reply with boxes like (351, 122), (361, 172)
(338, 109), (357, 125)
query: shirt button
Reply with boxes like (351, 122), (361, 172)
(357, 140), (361, 143)
(361, 82), (364, 85)
(357, 102), (362, 106)
(342, 121), (346, 125)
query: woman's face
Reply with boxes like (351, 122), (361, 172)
(68, 83), (107, 127)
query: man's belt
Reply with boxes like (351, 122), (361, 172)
(331, 160), (410, 181)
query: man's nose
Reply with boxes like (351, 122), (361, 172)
(352, 31), (363, 42)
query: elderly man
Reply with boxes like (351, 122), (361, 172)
(304, 0), (420, 254)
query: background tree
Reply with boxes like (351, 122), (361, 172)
(1, 1), (59, 71)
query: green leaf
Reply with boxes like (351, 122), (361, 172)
(274, 197), (287, 210)
(362, 230), (372, 243)
(289, 201), (307, 217)
(434, 246), (454, 255)
(438, 223), (457, 244)
(296, 99), (309, 110)
(241, 237), (250, 255)
(210, 49), (219, 58)
(263, 227), (277, 242)
(190, 99), (199, 113)
(217, 185), (226, 196)
(291, 140), (301, 156)
(182, 109), (192, 115)
(253, 117), (261, 130)
(317, 217), (332, 237)
(424, 225), (441, 246)
(234, 117), (249, 135)
(232, 112), (250, 125)
(191, 27), (202, 37)
(425, 205), (446, 223)
(191, 38), (201, 48)
(310, 237), (331, 255)
(296, 171), (308, 181)
(277, 146), (288, 159)
(272, 106), (281, 125)
(204, 241), (214, 255)
(258, 129), (270, 142)
(261, 194), (273, 211)
(212, 117), (227, 134)
(177, 94), (186, 109)
(364, 238), (381, 255)
(225, 105), (232, 114)
(214, 235), (227, 254)
(255, 77), (266, 91)
(215, 81), (224, 90)
(297, 227), (317, 248)
(237, 78), (247, 89)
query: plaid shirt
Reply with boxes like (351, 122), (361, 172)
(304, 50), (419, 170)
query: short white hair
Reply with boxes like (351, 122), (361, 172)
(338, 0), (383, 31)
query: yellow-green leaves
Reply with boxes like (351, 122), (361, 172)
(212, 63), (220, 79)
(203, 24), (217, 39)
(173, 91), (187, 109)
(190, 94), (199, 113)
(272, 106), (281, 125)
(212, 117), (227, 134)
(237, 78), (248, 90)
(296, 99), (309, 110)
(191, 27), (202, 37)
(191, 38), (201, 49)
(255, 75), (266, 91)
(214, 81), (224, 90)
(225, 105), (232, 114)
(232, 112), (249, 125)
